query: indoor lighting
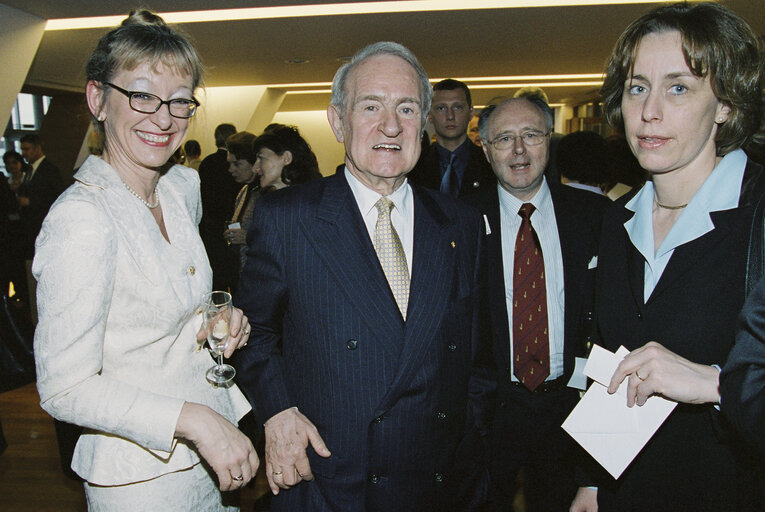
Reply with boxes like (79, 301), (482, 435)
(46, 0), (672, 31)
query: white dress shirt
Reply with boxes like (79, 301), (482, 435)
(344, 168), (414, 274)
(499, 179), (565, 381)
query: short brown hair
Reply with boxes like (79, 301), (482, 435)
(601, 2), (763, 155)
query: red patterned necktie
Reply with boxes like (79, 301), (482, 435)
(512, 203), (550, 391)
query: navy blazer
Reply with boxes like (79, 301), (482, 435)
(722, 272), (765, 455)
(471, 181), (609, 382)
(591, 159), (765, 512)
(234, 173), (492, 512)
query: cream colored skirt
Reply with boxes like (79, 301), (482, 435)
(84, 462), (239, 511)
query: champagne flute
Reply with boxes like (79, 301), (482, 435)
(203, 291), (236, 386)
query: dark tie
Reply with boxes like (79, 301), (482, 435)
(512, 203), (550, 391)
(440, 153), (459, 197)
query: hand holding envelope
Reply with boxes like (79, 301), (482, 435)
(562, 345), (677, 479)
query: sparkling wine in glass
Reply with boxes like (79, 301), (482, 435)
(203, 291), (236, 386)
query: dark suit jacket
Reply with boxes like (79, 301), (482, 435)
(235, 173), (492, 512)
(722, 273), (765, 455)
(18, 158), (64, 258)
(408, 141), (495, 198)
(591, 159), (765, 512)
(198, 148), (240, 291)
(472, 181), (608, 383)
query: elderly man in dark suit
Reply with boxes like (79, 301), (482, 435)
(235, 41), (492, 512)
(408, 79), (494, 198)
(471, 97), (609, 512)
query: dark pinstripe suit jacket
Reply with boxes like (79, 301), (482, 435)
(235, 172), (492, 512)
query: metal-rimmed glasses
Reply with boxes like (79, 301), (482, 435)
(104, 82), (200, 119)
(484, 130), (551, 150)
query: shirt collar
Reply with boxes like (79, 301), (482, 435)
(498, 177), (551, 219)
(344, 167), (411, 217)
(624, 148), (747, 259)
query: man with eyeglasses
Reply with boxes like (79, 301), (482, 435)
(408, 79), (494, 198)
(471, 97), (610, 512)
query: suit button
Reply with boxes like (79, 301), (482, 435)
(472, 181), (480, 189)
(369, 474), (380, 484)
(499, 401), (507, 408)
(373, 416), (383, 423)
(637, 312), (643, 320)
(436, 411), (447, 420)
(346, 339), (358, 350)
(448, 343), (457, 352)
(434, 472), (444, 483)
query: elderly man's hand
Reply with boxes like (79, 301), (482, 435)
(607, 341), (721, 407)
(264, 407), (331, 495)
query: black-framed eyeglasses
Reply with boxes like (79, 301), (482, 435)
(484, 130), (551, 150)
(104, 82), (200, 119)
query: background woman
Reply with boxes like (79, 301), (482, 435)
(224, 124), (321, 277)
(572, 3), (764, 511)
(33, 11), (258, 510)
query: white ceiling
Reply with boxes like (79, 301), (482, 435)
(7, 1), (765, 111)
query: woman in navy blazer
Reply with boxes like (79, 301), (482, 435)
(571, 3), (765, 512)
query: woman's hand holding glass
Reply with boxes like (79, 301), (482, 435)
(197, 300), (251, 359)
(197, 291), (251, 385)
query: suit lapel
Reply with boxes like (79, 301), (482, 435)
(481, 186), (512, 370)
(647, 209), (734, 303)
(375, 187), (456, 413)
(299, 174), (403, 357)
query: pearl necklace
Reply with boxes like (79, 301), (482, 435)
(123, 182), (160, 208)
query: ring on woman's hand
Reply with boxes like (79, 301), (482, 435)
(244, 327), (251, 335)
(636, 369), (646, 381)
(232, 475), (244, 482)
(272, 470), (283, 475)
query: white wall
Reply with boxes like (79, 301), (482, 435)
(0, 4), (46, 131)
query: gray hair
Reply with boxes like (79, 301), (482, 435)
(330, 41), (432, 126)
(479, 96), (554, 141)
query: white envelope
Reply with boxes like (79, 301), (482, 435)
(562, 344), (677, 479)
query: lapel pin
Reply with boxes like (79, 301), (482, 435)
(451, 241), (456, 248)
(473, 181), (480, 188)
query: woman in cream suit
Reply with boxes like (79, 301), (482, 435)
(33, 11), (258, 511)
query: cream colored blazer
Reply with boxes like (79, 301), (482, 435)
(33, 156), (250, 485)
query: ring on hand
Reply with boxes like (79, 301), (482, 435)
(636, 369), (646, 381)
(272, 470), (283, 475)
(232, 475), (244, 482)
(244, 327), (251, 335)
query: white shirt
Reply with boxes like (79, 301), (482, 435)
(344, 168), (414, 274)
(499, 178), (565, 380)
(624, 149), (746, 302)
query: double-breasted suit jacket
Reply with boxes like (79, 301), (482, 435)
(592, 159), (765, 512)
(235, 172), (492, 512)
